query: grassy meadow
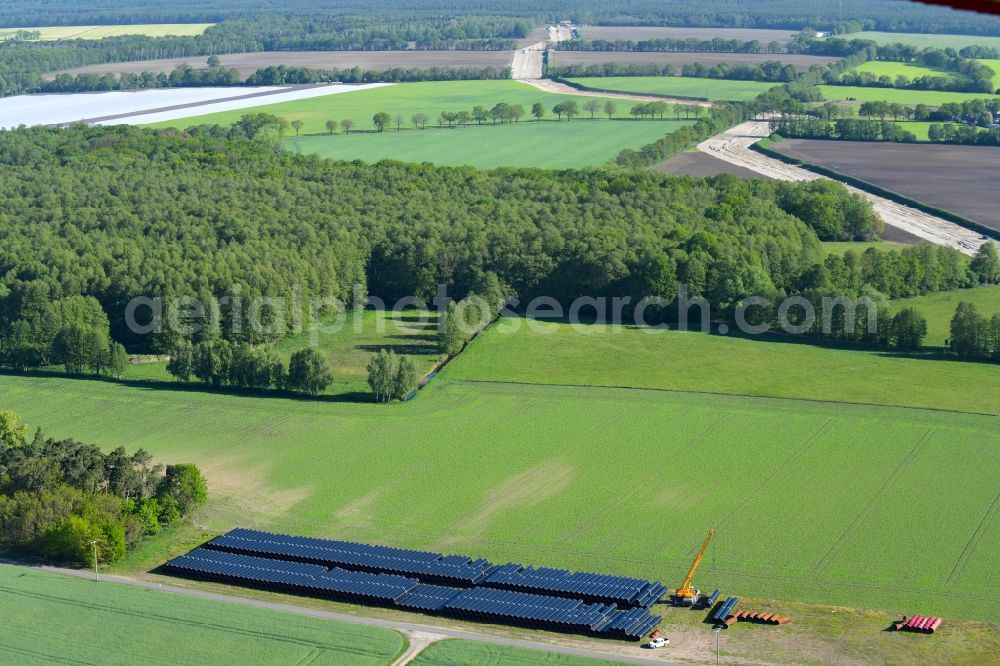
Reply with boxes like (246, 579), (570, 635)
(447, 321), (1000, 414)
(849, 60), (960, 81)
(0, 23), (213, 40)
(891, 285), (1000, 347)
(2, 349), (998, 622)
(0, 563), (404, 664)
(411, 640), (621, 665)
(566, 76), (777, 101)
(844, 31), (1000, 50)
(817, 84), (1000, 105)
(151, 80), (645, 135)
(286, 119), (693, 168)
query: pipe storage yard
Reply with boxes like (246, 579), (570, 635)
(203, 528), (668, 607)
(164, 528), (664, 640)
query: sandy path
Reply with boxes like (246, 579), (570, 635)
(698, 121), (990, 256)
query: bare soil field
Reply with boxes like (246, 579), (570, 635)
(655, 151), (765, 179)
(49, 51), (515, 79)
(551, 51), (839, 70)
(575, 26), (798, 44)
(769, 139), (1000, 234)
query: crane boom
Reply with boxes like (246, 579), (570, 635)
(675, 529), (714, 599)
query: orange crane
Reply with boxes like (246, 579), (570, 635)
(670, 529), (714, 606)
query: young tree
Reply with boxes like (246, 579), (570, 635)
(287, 348), (333, 395)
(531, 102), (545, 121)
(290, 120), (304, 136)
(411, 113), (428, 129)
(373, 112), (391, 132)
(393, 356), (418, 400)
(950, 301), (989, 358)
(552, 102), (565, 120)
(166, 342), (194, 381)
(970, 242), (999, 285)
(584, 100), (600, 119)
(157, 464), (208, 515)
(86, 329), (109, 375)
(889, 307), (928, 350)
(438, 301), (465, 356)
(366, 348), (398, 402)
(52, 324), (89, 374)
(107, 342), (129, 380)
(394, 114), (404, 131)
(510, 104), (525, 123)
(603, 100), (617, 119)
(325, 119), (338, 134)
(472, 105), (488, 124)
(341, 118), (354, 134)
(562, 100), (579, 120)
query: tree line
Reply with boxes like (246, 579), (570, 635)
(0, 409), (206, 565)
(556, 36), (788, 54)
(549, 60), (798, 83)
(166, 340), (334, 396)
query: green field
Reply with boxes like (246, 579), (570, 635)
(891, 286), (1000, 347)
(447, 321), (1000, 414)
(153, 80), (645, 135)
(821, 240), (910, 254)
(0, 563), (404, 664)
(850, 60), (960, 81)
(412, 640), (621, 665)
(2, 335), (998, 623)
(286, 119), (693, 169)
(0, 23), (213, 40)
(566, 76), (777, 101)
(844, 31), (1000, 50)
(818, 84), (1000, 105)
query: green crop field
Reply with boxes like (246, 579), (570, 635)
(447, 321), (1000, 414)
(817, 84), (1000, 105)
(844, 31), (1000, 50)
(0, 563), (404, 664)
(0, 23), (213, 40)
(565, 76), (777, 101)
(821, 240), (910, 254)
(411, 640), (623, 665)
(286, 119), (693, 169)
(1, 339), (998, 622)
(152, 80), (646, 135)
(850, 60), (960, 81)
(891, 286), (1000, 347)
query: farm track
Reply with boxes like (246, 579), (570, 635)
(17, 564), (679, 666)
(697, 121), (990, 256)
(521, 78), (713, 105)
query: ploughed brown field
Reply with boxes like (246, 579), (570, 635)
(575, 26), (799, 44)
(48, 50), (514, 79)
(770, 139), (1000, 233)
(655, 151), (765, 179)
(550, 51), (840, 71)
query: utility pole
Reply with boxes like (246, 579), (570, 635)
(89, 539), (99, 581)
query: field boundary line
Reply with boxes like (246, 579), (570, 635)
(561, 416), (726, 543)
(811, 428), (934, 575)
(709, 418), (832, 541)
(945, 487), (1000, 585)
(446, 378), (1000, 418)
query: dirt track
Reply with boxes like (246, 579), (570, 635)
(698, 122), (990, 255)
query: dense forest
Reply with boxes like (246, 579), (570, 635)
(1, 0), (999, 36)
(0, 122), (989, 374)
(0, 409), (206, 565)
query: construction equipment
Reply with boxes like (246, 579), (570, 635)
(670, 529), (714, 606)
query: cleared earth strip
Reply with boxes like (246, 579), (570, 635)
(697, 121), (989, 256)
